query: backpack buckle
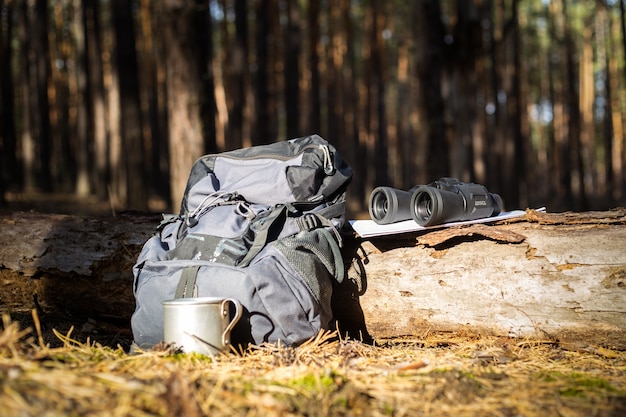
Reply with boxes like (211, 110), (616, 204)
(298, 213), (323, 231)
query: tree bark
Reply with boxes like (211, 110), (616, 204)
(562, 0), (585, 210)
(83, 0), (109, 201)
(0, 0), (17, 196)
(306, 0), (321, 135)
(26, 0), (53, 192)
(415, 0), (448, 180)
(160, 0), (210, 209)
(112, 0), (146, 210)
(284, 0), (301, 139)
(619, 0), (626, 86)
(228, 0), (248, 148)
(74, 0), (90, 196)
(253, 0), (277, 145)
(0, 212), (159, 321)
(1, 210), (624, 347)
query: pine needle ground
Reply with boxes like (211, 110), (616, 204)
(1, 311), (625, 417)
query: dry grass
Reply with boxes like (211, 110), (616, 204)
(1, 311), (625, 417)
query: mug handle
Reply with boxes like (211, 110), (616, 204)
(220, 298), (243, 347)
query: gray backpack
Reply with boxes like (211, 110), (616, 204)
(130, 135), (352, 348)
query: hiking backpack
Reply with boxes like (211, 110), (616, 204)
(130, 135), (352, 348)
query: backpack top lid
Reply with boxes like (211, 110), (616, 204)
(179, 135), (353, 217)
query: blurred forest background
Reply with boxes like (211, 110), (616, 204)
(1, 0), (625, 217)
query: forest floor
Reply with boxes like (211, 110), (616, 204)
(1, 310), (625, 417)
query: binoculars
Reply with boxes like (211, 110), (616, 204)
(368, 177), (503, 227)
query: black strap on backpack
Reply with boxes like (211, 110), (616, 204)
(175, 265), (200, 298)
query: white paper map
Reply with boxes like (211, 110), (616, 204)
(349, 207), (546, 238)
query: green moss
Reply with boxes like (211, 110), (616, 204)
(429, 366), (455, 374)
(461, 370), (477, 380)
(287, 369), (344, 393)
(167, 351), (213, 362)
(535, 370), (623, 398)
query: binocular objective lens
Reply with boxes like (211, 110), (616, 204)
(371, 193), (388, 220)
(414, 192), (432, 222)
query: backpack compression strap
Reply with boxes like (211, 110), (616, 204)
(175, 265), (200, 298)
(296, 212), (343, 247)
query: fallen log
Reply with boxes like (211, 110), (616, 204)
(1, 209), (625, 348)
(346, 208), (626, 348)
(0, 211), (158, 321)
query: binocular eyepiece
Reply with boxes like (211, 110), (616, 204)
(368, 178), (503, 227)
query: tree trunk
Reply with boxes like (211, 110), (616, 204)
(160, 0), (209, 210)
(370, 0), (387, 188)
(84, 0), (109, 201)
(1, 209), (624, 348)
(17, 0), (35, 192)
(510, 0), (527, 208)
(306, 0), (321, 134)
(341, 1), (362, 208)
(608, 6), (624, 202)
(619, 0), (626, 87)
(112, 0), (146, 211)
(416, 0), (448, 180)
(197, 0), (217, 154)
(74, 0), (90, 196)
(137, 0), (168, 205)
(599, 4), (615, 204)
(563, 0), (585, 210)
(284, 0), (301, 139)
(254, 0), (278, 145)
(326, 2), (342, 149)
(228, 0), (247, 148)
(0, 0), (17, 196)
(26, 0), (53, 192)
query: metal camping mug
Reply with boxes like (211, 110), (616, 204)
(162, 297), (242, 356)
